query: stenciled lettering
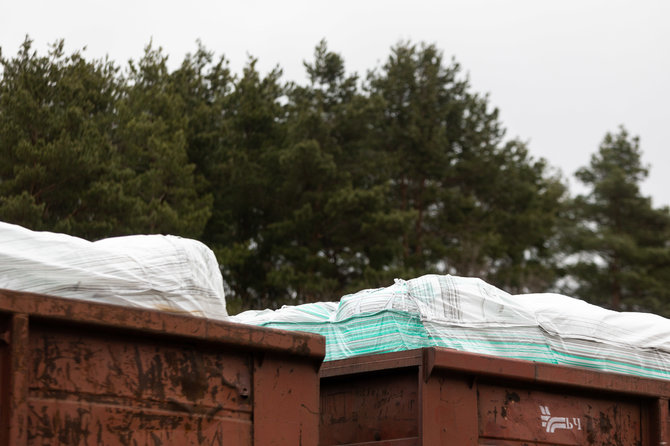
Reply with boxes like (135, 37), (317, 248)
(539, 405), (582, 434)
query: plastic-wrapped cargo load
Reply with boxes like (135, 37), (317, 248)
(234, 302), (429, 360)
(234, 301), (338, 324)
(232, 274), (670, 379)
(0, 221), (227, 318)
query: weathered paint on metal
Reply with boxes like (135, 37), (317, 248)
(26, 326), (254, 444)
(320, 368), (419, 445)
(424, 347), (670, 398)
(320, 347), (670, 445)
(5, 314), (30, 446)
(649, 398), (670, 446)
(478, 383), (642, 445)
(0, 289), (325, 445)
(0, 289), (324, 361)
(421, 374), (478, 445)
(253, 354), (320, 445)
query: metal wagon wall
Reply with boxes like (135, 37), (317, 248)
(320, 347), (670, 445)
(0, 289), (325, 445)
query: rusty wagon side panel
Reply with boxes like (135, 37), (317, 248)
(0, 289), (324, 445)
(319, 347), (670, 446)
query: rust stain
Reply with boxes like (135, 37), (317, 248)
(599, 411), (613, 433)
(2, 290), (323, 446)
(504, 390), (521, 404)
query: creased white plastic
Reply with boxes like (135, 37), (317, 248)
(0, 221), (227, 318)
(335, 274), (536, 326)
(515, 293), (670, 353)
(232, 301), (337, 324)
(233, 273), (670, 378)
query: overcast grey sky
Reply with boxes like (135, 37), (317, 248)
(2, 0), (669, 205)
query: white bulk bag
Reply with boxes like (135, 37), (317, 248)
(0, 221), (227, 318)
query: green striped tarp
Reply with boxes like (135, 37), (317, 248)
(231, 274), (670, 380)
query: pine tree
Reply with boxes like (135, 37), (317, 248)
(260, 40), (409, 305)
(367, 42), (566, 290)
(113, 43), (212, 238)
(203, 58), (289, 309)
(567, 127), (670, 315)
(0, 38), (125, 238)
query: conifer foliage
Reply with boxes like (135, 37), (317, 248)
(1, 37), (668, 315)
(565, 127), (670, 315)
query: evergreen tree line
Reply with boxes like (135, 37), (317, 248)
(2, 37), (669, 315)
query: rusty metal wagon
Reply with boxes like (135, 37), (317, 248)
(320, 347), (670, 445)
(0, 289), (324, 445)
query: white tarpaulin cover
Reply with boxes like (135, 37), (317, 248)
(232, 274), (670, 379)
(0, 221), (227, 318)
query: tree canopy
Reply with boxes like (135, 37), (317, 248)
(2, 37), (669, 316)
(564, 127), (670, 316)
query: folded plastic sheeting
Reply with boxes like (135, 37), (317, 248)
(232, 274), (670, 379)
(0, 222), (227, 318)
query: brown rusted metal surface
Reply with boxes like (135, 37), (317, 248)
(424, 347), (670, 398)
(478, 383), (642, 445)
(649, 398), (670, 446)
(0, 289), (324, 360)
(421, 373), (478, 445)
(320, 368), (419, 445)
(4, 314), (30, 446)
(27, 326), (254, 444)
(253, 354), (320, 445)
(0, 289), (325, 445)
(319, 350), (424, 379)
(320, 347), (670, 445)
